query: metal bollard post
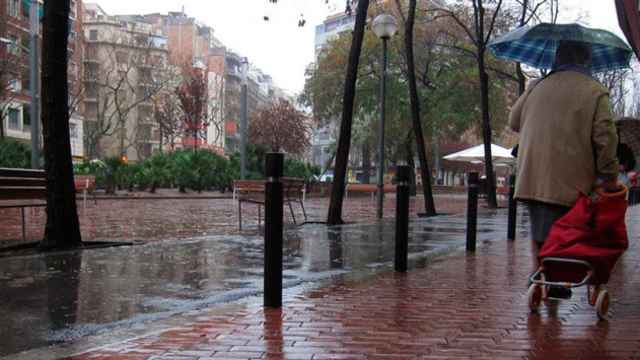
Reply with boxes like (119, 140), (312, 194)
(264, 153), (284, 308)
(507, 174), (517, 241)
(466, 172), (479, 252)
(395, 165), (410, 272)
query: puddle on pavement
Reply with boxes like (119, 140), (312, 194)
(0, 213), (518, 357)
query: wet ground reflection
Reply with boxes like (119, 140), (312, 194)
(0, 210), (521, 356)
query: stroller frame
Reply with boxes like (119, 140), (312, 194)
(527, 257), (611, 320)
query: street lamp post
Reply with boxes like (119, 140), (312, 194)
(372, 14), (398, 220)
(29, 0), (40, 169)
(240, 57), (249, 180)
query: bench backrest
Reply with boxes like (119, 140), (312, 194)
(233, 178), (305, 199)
(0, 167), (47, 200)
(233, 180), (265, 194)
(74, 175), (96, 191)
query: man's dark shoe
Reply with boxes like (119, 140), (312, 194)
(547, 286), (572, 299)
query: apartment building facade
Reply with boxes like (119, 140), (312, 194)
(82, 3), (169, 161)
(0, 0), (85, 159)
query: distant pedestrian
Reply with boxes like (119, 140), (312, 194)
(616, 142), (636, 188)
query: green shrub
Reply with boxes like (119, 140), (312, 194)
(74, 159), (108, 188)
(0, 139), (30, 168)
(168, 149), (232, 192)
(284, 159), (320, 181)
(143, 153), (172, 192)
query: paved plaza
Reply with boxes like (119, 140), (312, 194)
(57, 206), (640, 360)
(0, 192), (475, 247)
(2, 200), (640, 359)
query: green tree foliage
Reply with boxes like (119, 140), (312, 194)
(302, 4), (516, 162)
(0, 139), (31, 168)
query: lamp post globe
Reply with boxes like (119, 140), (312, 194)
(372, 13), (397, 219)
(372, 13), (398, 40)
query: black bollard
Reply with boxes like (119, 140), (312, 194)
(466, 172), (479, 252)
(507, 174), (517, 241)
(264, 153), (284, 308)
(395, 165), (411, 272)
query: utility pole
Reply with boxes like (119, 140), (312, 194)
(240, 57), (248, 179)
(29, 0), (40, 169)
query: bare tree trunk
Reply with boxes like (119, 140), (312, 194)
(478, 53), (498, 208)
(404, 131), (417, 196)
(327, 0), (370, 225)
(40, 0), (82, 250)
(516, 0), (529, 95)
(405, 0), (436, 215)
(362, 141), (371, 184)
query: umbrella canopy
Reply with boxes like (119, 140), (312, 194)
(615, 0), (640, 61)
(443, 144), (514, 164)
(488, 23), (633, 73)
(617, 117), (640, 160)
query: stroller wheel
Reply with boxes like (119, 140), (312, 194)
(588, 285), (601, 306)
(527, 284), (543, 312)
(596, 290), (610, 320)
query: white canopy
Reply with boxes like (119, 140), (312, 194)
(443, 144), (514, 164)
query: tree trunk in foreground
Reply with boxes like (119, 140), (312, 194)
(40, 0), (82, 250)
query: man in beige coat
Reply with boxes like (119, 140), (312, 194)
(509, 41), (620, 297)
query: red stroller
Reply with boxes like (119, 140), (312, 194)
(527, 186), (629, 320)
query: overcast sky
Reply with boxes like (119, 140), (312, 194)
(99, 1), (627, 95)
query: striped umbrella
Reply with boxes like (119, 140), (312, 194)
(488, 23), (633, 73)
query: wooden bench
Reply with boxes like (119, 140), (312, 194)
(0, 167), (47, 242)
(233, 177), (307, 230)
(345, 183), (396, 201)
(74, 174), (97, 208)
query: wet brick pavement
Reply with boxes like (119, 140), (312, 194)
(0, 192), (476, 247)
(60, 206), (640, 360)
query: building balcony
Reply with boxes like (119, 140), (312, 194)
(83, 57), (100, 64)
(82, 76), (98, 83)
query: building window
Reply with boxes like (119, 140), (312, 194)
(8, 79), (21, 92)
(21, 34), (29, 54)
(86, 102), (98, 119)
(68, 62), (78, 80)
(22, 70), (30, 91)
(22, 104), (31, 130)
(89, 30), (98, 41)
(8, 108), (19, 130)
(7, 0), (19, 18)
(7, 35), (19, 55)
(70, 1), (77, 19)
(69, 123), (78, 139)
(116, 51), (128, 64)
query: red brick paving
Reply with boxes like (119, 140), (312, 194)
(0, 193), (475, 247)
(63, 207), (640, 360)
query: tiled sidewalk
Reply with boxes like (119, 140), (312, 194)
(63, 207), (640, 360)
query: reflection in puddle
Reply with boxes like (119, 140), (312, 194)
(0, 212), (519, 356)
